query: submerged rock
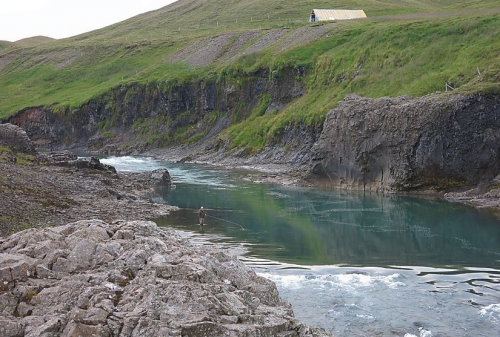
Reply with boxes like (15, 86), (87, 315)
(0, 220), (332, 337)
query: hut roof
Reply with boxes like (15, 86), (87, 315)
(311, 9), (367, 21)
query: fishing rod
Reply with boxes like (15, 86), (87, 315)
(205, 214), (246, 231)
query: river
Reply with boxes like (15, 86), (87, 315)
(101, 155), (500, 337)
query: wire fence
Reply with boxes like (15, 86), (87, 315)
(149, 17), (314, 36)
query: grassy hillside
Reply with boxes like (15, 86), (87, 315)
(222, 14), (500, 152)
(0, 0), (499, 153)
(64, 0), (500, 44)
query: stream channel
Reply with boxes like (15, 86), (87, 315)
(102, 155), (500, 337)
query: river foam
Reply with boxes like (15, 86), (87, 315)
(480, 303), (500, 324)
(256, 265), (500, 336)
(261, 272), (406, 291)
(100, 155), (164, 171)
(404, 327), (433, 337)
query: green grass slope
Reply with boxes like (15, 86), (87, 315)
(223, 14), (500, 152)
(0, 0), (499, 155)
(65, 0), (500, 44)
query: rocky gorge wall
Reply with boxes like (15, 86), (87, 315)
(6, 67), (305, 154)
(6, 65), (500, 193)
(307, 93), (500, 192)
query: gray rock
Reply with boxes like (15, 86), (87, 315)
(0, 123), (36, 155)
(36, 150), (77, 163)
(150, 168), (172, 187)
(37, 152), (117, 174)
(0, 220), (332, 337)
(0, 316), (24, 337)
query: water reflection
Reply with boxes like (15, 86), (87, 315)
(153, 167), (500, 269)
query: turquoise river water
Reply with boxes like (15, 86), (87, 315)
(101, 156), (500, 337)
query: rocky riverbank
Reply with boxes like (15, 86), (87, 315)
(0, 157), (177, 237)
(1, 125), (332, 336)
(0, 120), (178, 236)
(0, 220), (331, 336)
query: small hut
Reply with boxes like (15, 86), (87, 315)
(309, 9), (367, 22)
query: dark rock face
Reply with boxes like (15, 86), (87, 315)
(0, 220), (331, 337)
(307, 94), (500, 192)
(149, 168), (172, 187)
(0, 123), (36, 155)
(7, 68), (305, 154)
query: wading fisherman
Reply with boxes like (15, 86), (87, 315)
(199, 206), (206, 231)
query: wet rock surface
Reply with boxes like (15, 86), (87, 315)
(38, 151), (118, 174)
(0, 123), (177, 236)
(0, 220), (332, 337)
(0, 124), (176, 236)
(0, 158), (176, 237)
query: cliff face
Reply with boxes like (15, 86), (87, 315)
(307, 94), (500, 192)
(7, 68), (305, 154)
(7, 66), (500, 192)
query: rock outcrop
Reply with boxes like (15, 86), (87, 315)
(0, 220), (331, 337)
(149, 168), (172, 187)
(0, 123), (36, 155)
(307, 94), (500, 192)
(37, 151), (118, 174)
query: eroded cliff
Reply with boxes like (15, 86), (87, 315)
(7, 68), (305, 155)
(6, 72), (500, 193)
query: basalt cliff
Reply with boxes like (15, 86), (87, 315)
(7, 84), (500, 193)
(307, 93), (500, 192)
(7, 68), (312, 162)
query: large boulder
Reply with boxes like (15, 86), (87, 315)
(0, 220), (332, 337)
(149, 168), (172, 187)
(0, 123), (36, 155)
